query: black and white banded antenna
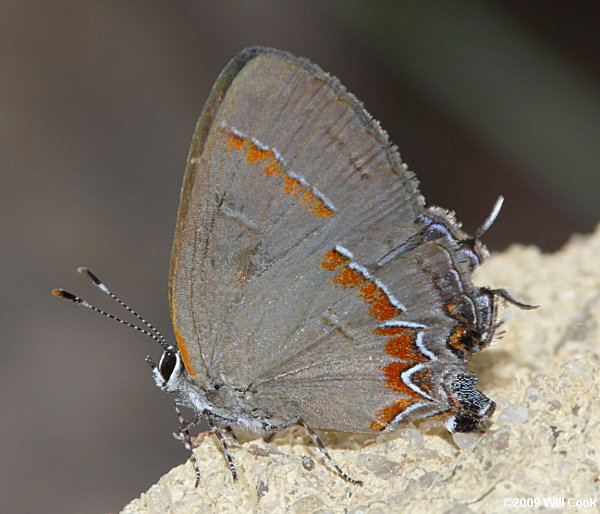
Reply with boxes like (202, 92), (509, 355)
(52, 267), (174, 352)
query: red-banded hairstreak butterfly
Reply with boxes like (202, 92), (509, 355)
(54, 47), (535, 486)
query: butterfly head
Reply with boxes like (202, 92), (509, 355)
(151, 347), (185, 392)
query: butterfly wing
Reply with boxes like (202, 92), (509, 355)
(169, 48), (496, 432)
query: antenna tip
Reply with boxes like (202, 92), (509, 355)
(52, 289), (78, 302)
(78, 267), (102, 285)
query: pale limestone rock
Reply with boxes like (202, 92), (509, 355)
(123, 226), (600, 513)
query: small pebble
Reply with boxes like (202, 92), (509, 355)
(399, 427), (424, 448)
(562, 360), (595, 387)
(452, 431), (481, 449)
(301, 455), (315, 471)
(497, 404), (529, 424)
(357, 453), (401, 480)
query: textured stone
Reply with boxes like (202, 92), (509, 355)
(123, 226), (600, 513)
(496, 404), (529, 425)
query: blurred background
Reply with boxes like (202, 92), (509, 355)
(2, 1), (598, 512)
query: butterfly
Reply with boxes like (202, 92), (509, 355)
(54, 47), (534, 486)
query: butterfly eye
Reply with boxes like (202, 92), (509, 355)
(159, 351), (178, 381)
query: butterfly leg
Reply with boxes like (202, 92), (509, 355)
(296, 419), (363, 486)
(204, 410), (238, 481)
(173, 403), (202, 487)
(224, 425), (239, 443)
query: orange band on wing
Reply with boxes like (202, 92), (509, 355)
(301, 190), (334, 218)
(321, 248), (404, 321)
(264, 159), (283, 177)
(369, 317), (437, 430)
(223, 127), (334, 218)
(370, 398), (416, 432)
(227, 132), (246, 151)
(332, 267), (367, 289)
(245, 144), (274, 164)
(381, 362), (423, 398)
(358, 282), (401, 321)
(373, 325), (426, 362)
(321, 249), (350, 271)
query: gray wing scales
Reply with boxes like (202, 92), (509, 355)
(169, 48), (469, 431)
(246, 240), (462, 432)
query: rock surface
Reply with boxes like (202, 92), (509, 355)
(123, 227), (600, 513)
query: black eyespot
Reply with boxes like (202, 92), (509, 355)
(452, 414), (481, 433)
(159, 351), (177, 380)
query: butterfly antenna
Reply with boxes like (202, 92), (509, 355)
(52, 268), (173, 351)
(473, 195), (504, 240)
(76, 267), (169, 343)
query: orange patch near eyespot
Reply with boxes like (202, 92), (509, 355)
(445, 302), (458, 316)
(245, 144), (274, 164)
(381, 362), (422, 398)
(409, 368), (435, 396)
(321, 250), (349, 271)
(227, 133), (246, 151)
(358, 283), (400, 321)
(370, 419), (386, 431)
(447, 325), (470, 354)
(333, 267), (367, 289)
(368, 323), (435, 430)
(173, 325), (196, 378)
(370, 398), (416, 431)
